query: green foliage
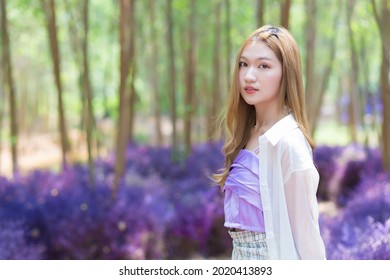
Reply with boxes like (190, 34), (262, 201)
(1, 0), (384, 146)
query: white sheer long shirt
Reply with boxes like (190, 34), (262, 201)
(257, 113), (326, 260)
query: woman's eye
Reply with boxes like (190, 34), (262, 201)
(259, 64), (269, 69)
(238, 61), (247, 67)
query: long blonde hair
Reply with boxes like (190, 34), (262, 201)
(214, 25), (314, 187)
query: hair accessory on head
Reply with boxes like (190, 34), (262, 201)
(262, 26), (280, 39)
(252, 26), (280, 42)
(266, 26), (280, 35)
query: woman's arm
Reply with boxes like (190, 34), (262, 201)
(284, 167), (326, 259)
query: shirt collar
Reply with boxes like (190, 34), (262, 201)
(262, 113), (298, 146)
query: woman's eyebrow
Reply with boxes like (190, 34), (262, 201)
(240, 55), (273, 61)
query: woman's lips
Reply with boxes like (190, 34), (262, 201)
(244, 86), (258, 94)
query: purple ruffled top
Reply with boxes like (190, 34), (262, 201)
(223, 149), (265, 232)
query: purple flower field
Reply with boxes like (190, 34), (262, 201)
(0, 142), (389, 259)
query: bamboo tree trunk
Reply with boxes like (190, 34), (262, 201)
(383, 0), (390, 170)
(0, 0), (18, 175)
(208, 1), (222, 141)
(381, 0), (390, 170)
(0, 63), (4, 173)
(40, 0), (70, 169)
(280, 0), (291, 29)
(336, 77), (343, 125)
(0, 86), (3, 173)
(256, 0), (265, 27)
(64, 0), (85, 133)
(126, 2), (137, 144)
(64, 0), (103, 159)
(65, 0), (96, 186)
(200, 74), (209, 142)
(380, 47), (390, 169)
(346, 0), (358, 143)
(184, 0), (196, 155)
(311, 8), (340, 135)
(113, 0), (135, 196)
(19, 77), (27, 133)
(81, 0), (96, 188)
(0, 92), (5, 174)
(127, 66), (137, 143)
(359, 36), (371, 146)
(371, 0), (390, 169)
(148, 0), (163, 146)
(166, 0), (178, 154)
(225, 0), (231, 87)
(304, 0), (316, 128)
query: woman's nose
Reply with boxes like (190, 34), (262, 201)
(245, 67), (256, 82)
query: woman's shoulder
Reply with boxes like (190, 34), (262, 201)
(279, 128), (314, 168)
(279, 127), (311, 151)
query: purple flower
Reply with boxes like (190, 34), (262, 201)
(313, 146), (343, 201)
(320, 171), (390, 259)
(0, 220), (45, 260)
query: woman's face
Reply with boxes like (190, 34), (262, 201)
(238, 41), (282, 107)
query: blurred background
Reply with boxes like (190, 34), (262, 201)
(0, 0), (389, 260)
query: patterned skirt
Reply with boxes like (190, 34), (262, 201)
(228, 229), (269, 260)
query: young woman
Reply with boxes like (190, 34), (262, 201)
(214, 25), (326, 260)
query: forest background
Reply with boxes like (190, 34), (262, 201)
(0, 0), (389, 260)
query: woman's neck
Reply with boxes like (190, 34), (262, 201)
(253, 103), (286, 134)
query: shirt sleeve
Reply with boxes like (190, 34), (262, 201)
(284, 167), (326, 259)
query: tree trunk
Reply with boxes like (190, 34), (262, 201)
(256, 0), (265, 27)
(148, 0), (163, 146)
(127, 65), (137, 143)
(200, 74), (209, 142)
(64, 0), (85, 132)
(359, 36), (371, 146)
(304, 0), (316, 130)
(184, 0), (196, 155)
(166, 0), (178, 153)
(336, 77), (343, 124)
(280, 0), (291, 29)
(380, 46), (390, 169)
(1, 0), (18, 175)
(0, 61), (4, 173)
(225, 0), (232, 87)
(311, 7), (340, 135)
(113, 0), (136, 196)
(126, 2), (137, 144)
(0, 85), (3, 173)
(65, 0), (96, 187)
(346, 0), (358, 143)
(371, 0), (390, 170)
(19, 72), (28, 134)
(40, 0), (70, 169)
(208, 1), (222, 141)
(81, 0), (96, 188)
